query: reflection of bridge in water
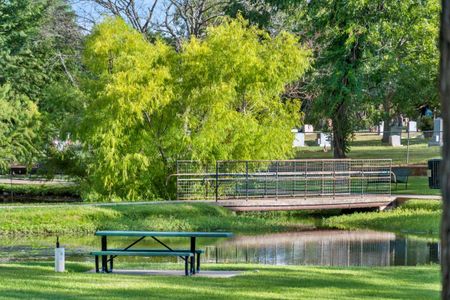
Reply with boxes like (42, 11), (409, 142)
(202, 231), (440, 267)
(176, 159), (393, 211)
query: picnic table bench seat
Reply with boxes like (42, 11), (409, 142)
(91, 250), (194, 275)
(391, 167), (411, 189)
(107, 249), (205, 272)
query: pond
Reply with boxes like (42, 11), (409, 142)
(0, 230), (439, 267)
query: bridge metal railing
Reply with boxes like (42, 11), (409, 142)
(175, 159), (392, 201)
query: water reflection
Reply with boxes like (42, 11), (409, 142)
(203, 231), (440, 267)
(0, 230), (440, 267)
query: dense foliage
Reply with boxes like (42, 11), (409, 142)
(0, 0), (441, 200)
(0, 0), (81, 169)
(296, 0), (439, 156)
(80, 17), (310, 200)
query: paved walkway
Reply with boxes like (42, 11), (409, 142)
(0, 178), (76, 185)
(0, 200), (215, 209)
(87, 269), (243, 278)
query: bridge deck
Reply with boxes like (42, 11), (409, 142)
(216, 195), (393, 211)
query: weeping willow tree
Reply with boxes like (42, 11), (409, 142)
(80, 17), (310, 201)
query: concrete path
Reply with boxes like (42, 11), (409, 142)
(0, 200), (215, 209)
(0, 178), (76, 185)
(88, 269), (243, 278)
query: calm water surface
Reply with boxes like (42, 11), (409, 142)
(0, 230), (439, 267)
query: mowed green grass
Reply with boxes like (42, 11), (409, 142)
(0, 203), (314, 236)
(391, 176), (441, 195)
(323, 200), (441, 238)
(0, 262), (440, 300)
(296, 136), (440, 165)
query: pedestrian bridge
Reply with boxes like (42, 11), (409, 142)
(174, 159), (393, 211)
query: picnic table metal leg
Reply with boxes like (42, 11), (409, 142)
(190, 237), (196, 275)
(95, 255), (99, 273)
(196, 252), (201, 273)
(101, 236), (108, 273)
(185, 256), (189, 276)
(110, 255), (113, 272)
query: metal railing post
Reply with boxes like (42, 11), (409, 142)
(361, 164), (364, 198)
(304, 161), (307, 200)
(292, 161), (296, 197)
(321, 161), (324, 196)
(276, 161), (279, 200)
(245, 161), (249, 201)
(406, 130), (410, 165)
(205, 164), (208, 200)
(215, 161), (219, 202)
(333, 161), (336, 199)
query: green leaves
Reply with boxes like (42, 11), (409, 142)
(80, 17), (311, 200)
(0, 85), (40, 170)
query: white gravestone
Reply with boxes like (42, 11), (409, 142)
(408, 121), (417, 133)
(389, 135), (402, 147)
(303, 124), (314, 133)
(318, 133), (332, 147)
(429, 118), (443, 146)
(291, 129), (305, 147)
(378, 121), (384, 136)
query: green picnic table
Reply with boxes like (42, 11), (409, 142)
(92, 231), (234, 275)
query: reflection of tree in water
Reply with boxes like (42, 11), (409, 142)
(204, 231), (440, 267)
(0, 231), (440, 267)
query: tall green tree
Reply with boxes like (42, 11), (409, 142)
(80, 17), (310, 200)
(0, 0), (82, 167)
(0, 0), (47, 166)
(365, 0), (439, 143)
(278, 0), (439, 156)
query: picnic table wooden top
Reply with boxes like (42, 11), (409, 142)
(95, 230), (234, 238)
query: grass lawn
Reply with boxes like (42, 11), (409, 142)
(323, 200), (441, 238)
(0, 262), (440, 299)
(392, 176), (441, 195)
(0, 203), (315, 236)
(296, 143), (440, 165)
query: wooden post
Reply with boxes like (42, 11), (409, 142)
(440, 2), (450, 297)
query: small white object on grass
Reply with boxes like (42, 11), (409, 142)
(55, 236), (65, 272)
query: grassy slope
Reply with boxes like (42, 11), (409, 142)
(0, 262), (439, 300)
(323, 200), (441, 238)
(0, 203), (314, 236)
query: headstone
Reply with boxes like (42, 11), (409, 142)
(291, 129), (305, 147)
(389, 135), (402, 147)
(303, 124), (314, 133)
(390, 125), (402, 136)
(378, 121), (384, 136)
(429, 118), (443, 146)
(408, 121), (417, 133)
(319, 132), (332, 147)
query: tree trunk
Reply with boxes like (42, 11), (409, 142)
(440, 1), (450, 298)
(381, 94), (394, 143)
(332, 101), (347, 158)
(381, 117), (392, 144)
(332, 124), (346, 158)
